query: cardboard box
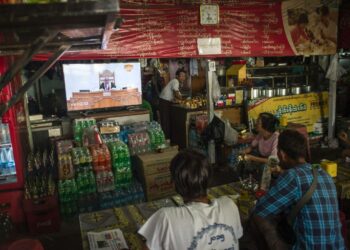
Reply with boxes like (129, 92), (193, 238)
(145, 172), (175, 201)
(134, 146), (178, 201)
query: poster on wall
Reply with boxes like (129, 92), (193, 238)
(282, 0), (338, 55)
(33, 0), (340, 60)
(247, 92), (329, 133)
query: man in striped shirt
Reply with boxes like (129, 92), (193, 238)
(253, 129), (345, 249)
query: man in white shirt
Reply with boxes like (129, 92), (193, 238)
(158, 69), (186, 139)
(138, 149), (243, 250)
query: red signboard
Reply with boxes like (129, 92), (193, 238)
(34, 0), (339, 60)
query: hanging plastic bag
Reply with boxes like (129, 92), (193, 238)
(224, 119), (238, 146)
(202, 115), (225, 144)
(212, 72), (221, 102)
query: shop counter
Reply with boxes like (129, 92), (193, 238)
(170, 104), (243, 149)
(79, 182), (254, 250)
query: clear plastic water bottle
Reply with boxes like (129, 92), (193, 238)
(6, 147), (15, 174)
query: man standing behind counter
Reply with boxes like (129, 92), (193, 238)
(159, 69), (186, 139)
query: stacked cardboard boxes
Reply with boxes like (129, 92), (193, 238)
(134, 146), (178, 201)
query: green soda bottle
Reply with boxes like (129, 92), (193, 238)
(89, 171), (96, 193)
(58, 180), (64, 202)
(71, 179), (78, 201)
(77, 174), (84, 195)
(74, 120), (82, 146)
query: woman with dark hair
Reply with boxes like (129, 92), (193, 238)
(244, 112), (280, 164)
(138, 149), (243, 250)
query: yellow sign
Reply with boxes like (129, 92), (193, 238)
(248, 92), (328, 132)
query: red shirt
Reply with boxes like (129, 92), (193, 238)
(291, 25), (309, 46)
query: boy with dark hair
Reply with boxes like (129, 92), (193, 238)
(252, 129), (345, 250)
(138, 149), (243, 250)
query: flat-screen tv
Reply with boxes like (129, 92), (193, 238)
(63, 62), (142, 112)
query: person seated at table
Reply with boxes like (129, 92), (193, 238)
(138, 149), (243, 250)
(251, 129), (345, 250)
(243, 112), (280, 180)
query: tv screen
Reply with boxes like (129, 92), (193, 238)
(63, 62), (142, 112)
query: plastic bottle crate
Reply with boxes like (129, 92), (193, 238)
(23, 195), (60, 234)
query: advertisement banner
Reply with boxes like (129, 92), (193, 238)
(33, 0), (339, 60)
(247, 92), (329, 133)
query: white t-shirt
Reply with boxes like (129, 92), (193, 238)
(159, 78), (180, 101)
(138, 196), (243, 250)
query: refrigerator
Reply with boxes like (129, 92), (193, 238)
(0, 56), (29, 225)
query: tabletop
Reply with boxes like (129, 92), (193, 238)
(79, 182), (254, 250)
(79, 164), (350, 250)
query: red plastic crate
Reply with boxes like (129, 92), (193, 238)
(23, 196), (60, 235)
(0, 190), (24, 225)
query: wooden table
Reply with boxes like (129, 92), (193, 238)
(79, 165), (350, 249)
(79, 182), (255, 250)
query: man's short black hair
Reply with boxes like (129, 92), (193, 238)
(175, 69), (186, 77)
(170, 149), (210, 200)
(259, 112), (279, 133)
(278, 129), (307, 160)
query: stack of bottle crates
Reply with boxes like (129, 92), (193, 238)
(56, 140), (78, 218)
(24, 148), (60, 234)
(71, 147), (99, 213)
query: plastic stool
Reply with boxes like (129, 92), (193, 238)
(8, 239), (44, 250)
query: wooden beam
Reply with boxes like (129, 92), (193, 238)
(101, 13), (118, 50)
(0, 30), (58, 92)
(0, 1), (119, 31)
(0, 44), (102, 56)
(0, 45), (71, 117)
(0, 37), (102, 50)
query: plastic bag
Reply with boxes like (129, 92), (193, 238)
(224, 119), (238, 146)
(212, 72), (221, 102)
(202, 115), (225, 144)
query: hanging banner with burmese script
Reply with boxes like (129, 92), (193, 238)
(33, 0), (339, 60)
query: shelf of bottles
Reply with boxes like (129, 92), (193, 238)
(56, 119), (154, 218)
(24, 149), (56, 200)
(0, 123), (16, 180)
